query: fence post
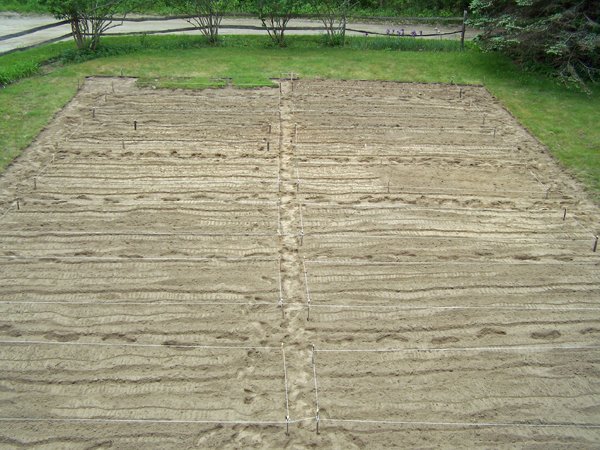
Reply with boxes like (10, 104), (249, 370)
(461, 10), (467, 51)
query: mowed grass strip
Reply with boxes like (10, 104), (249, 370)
(1, 35), (599, 199)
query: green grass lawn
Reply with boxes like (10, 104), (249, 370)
(1, 34), (599, 200)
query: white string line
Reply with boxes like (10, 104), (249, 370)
(304, 259), (598, 266)
(0, 256), (278, 263)
(32, 153), (56, 180)
(303, 233), (593, 242)
(525, 165), (598, 240)
(312, 345), (320, 423)
(0, 339), (277, 350)
(0, 300), (278, 306)
(298, 157), (529, 166)
(54, 158), (278, 166)
(0, 201), (17, 221)
(281, 343), (290, 424)
(37, 178), (280, 186)
(294, 142), (516, 152)
(299, 183), (545, 196)
(299, 190), (579, 202)
(21, 200), (279, 207)
(528, 167), (548, 191)
(277, 199), (282, 236)
(66, 137), (272, 145)
(300, 201), (586, 216)
(298, 200), (305, 241)
(315, 343), (600, 353)
(295, 161), (301, 192)
(0, 417), (314, 425)
(320, 418), (600, 429)
(92, 109), (280, 115)
(0, 231), (279, 237)
(294, 124), (499, 133)
(291, 109), (494, 118)
(308, 304), (600, 312)
(278, 257), (284, 308)
(572, 215), (599, 238)
(302, 257), (312, 308)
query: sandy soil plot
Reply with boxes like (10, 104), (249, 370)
(0, 77), (599, 448)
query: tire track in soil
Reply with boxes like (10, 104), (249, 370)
(277, 79), (315, 426)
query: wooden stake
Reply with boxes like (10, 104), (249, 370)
(563, 208), (567, 221)
(460, 9), (467, 51)
(459, 88), (462, 99)
(111, 82), (115, 94)
(134, 120), (137, 131)
(16, 199), (20, 210)
(593, 236), (598, 253)
(267, 141), (270, 152)
(92, 108), (95, 119)
(482, 114), (486, 125)
(493, 127), (496, 139)
(122, 140), (125, 149)
(33, 177), (37, 190)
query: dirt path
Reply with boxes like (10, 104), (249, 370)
(0, 12), (475, 54)
(0, 78), (598, 448)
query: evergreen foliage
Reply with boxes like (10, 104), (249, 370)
(470, 0), (600, 89)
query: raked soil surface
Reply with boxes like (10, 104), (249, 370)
(0, 78), (599, 448)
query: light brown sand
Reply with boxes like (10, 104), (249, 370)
(0, 77), (599, 448)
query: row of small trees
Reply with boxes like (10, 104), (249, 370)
(40, 0), (598, 88)
(41, 0), (356, 50)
